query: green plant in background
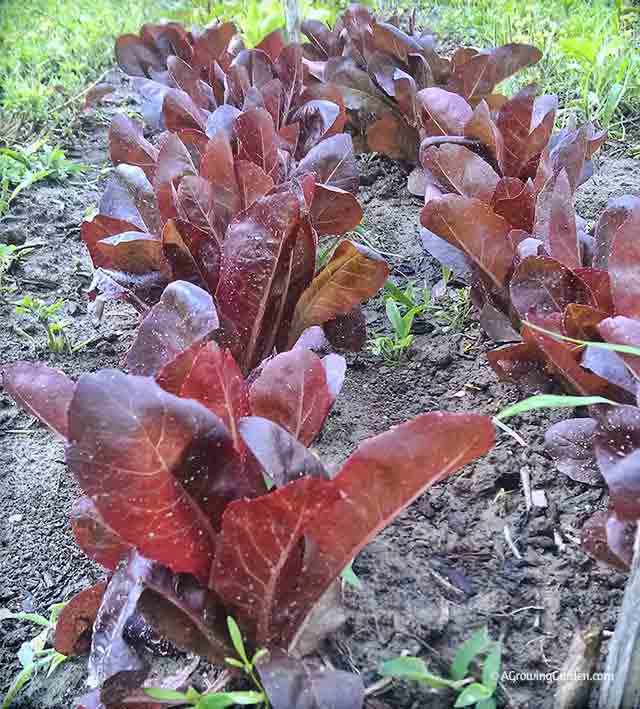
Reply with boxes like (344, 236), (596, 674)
(380, 626), (502, 708)
(0, 140), (89, 217)
(430, 0), (640, 136)
(208, 0), (344, 46)
(0, 243), (37, 291)
(369, 297), (421, 360)
(145, 617), (267, 708)
(14, 296), (71, 353)
(369, 272), (472, 360)
(0, 604), (68, 709)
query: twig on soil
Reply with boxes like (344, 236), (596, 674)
(52, 69), (112, 114)
(426, 564), (466, 598)
(509, 605), (545, 616)
(503, 524), (522, 559)
(493, 417), (527, 446)
(364, 677), (393, 697)
(520, 467), (533, 511)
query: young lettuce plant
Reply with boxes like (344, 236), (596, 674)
(301, 4), (542, 164)
(2, 280), (495, 709)
(83, 131), (385, 372)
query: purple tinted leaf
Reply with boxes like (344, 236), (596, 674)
(126, 280), (219, 376)
(239, 417), (329, 486)
(258, 651), (365, 709)
(545, 418), (600, 485)
(2, 362), (74, 439)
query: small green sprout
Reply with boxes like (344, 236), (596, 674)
(380, 626), (502, 709)
(0, 603), (68, 708)
(145, 616), (268, 708)
(14, 295), (70, 353)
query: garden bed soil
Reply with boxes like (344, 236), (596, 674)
(2, 72), (640, 709)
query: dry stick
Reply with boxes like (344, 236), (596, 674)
(599, 524), (640, 708)
(503, 524), (522, 559)
(52, 68), (112, 114)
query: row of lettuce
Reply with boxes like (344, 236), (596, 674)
(2, 5), (639, 708)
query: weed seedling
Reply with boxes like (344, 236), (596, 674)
(0, 604), (68, 709)
(14, 296), (70, 353)
(0, 140), (89, 217)
(368, 298), (421, 360)
(0, 243), (37, 291)
(145, 616), (267, 708)
(380, 627), (502, 708)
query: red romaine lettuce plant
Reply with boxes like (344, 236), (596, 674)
(538, 198), (640, 568)
(84, 128), (384, 371)
(301, 4), (541, 163)
(115, 20), (349, 163)
(2, 286), (495, 708)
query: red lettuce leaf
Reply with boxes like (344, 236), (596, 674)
(215, 187), (304, 373)
(288, 240), (389, 346)
(239, 417), (329, 486)
(421, 195), (513, 288)
(109, 115), (158, 180)
(71, 497), (133, 571)
(161, 219), (220, 294)
(544, 418), (600, 485)
(126, 280), (219, 377)
(421, 143), (499, 202)
(598, 316), (640, 379)
(54, 582), (107, 656)
(1, 362), (74, 440)
(156, 340), (251, 455)
(258, 651), (365, 709)
(608, 205), (640, 318)
(249, 349), (345, 446)
(211, 475), (342, 647)
(66, 371), (242, 584)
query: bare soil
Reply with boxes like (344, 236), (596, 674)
(1, 73), (640, 709)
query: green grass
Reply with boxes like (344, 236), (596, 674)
(0, 0), (351, 143)
(0, 0), (214, 141)
(428, 0), (640, 138)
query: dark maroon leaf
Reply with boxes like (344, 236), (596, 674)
(234, 107), (279, 178)
(71, 497), (133, 571)
(54, 582), (107, 656)
(100, 165), (161, 235)
(215, 188), (304, 373)
(156, 340), (251, 455)
(66, 371), (248, 583)
(310, 184), (363, 236)
(324, 57), (390, 116)
(421, 195), (513, 287)
(95, 232), (164, 274)
(416, 87), (472, 136)
(293, 133), (359, 193)
(533, 169), (580, 268)
(137, 561), (230, 663)
(491, 177), (535, 231)
(510, 256), (595, 325)
(593, 196), (640, 269)
(1, 362), (74, 439)
(421, 144), (499, 202)
(608, 206), (640, 318)
(249, 349), (344, 445)
(258, 651), (365, 709)
(239, 417), (329, 486)
(191, 21), (236, 72)
(153, 132), (197, 222)
(212, 475), (341, 647)
(582, 510), (632, 570)
(161, 219), (220, 293)
(545, 418), (600, 484)
(126, 280), (219, 376)
(109, 115), (158, 180)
